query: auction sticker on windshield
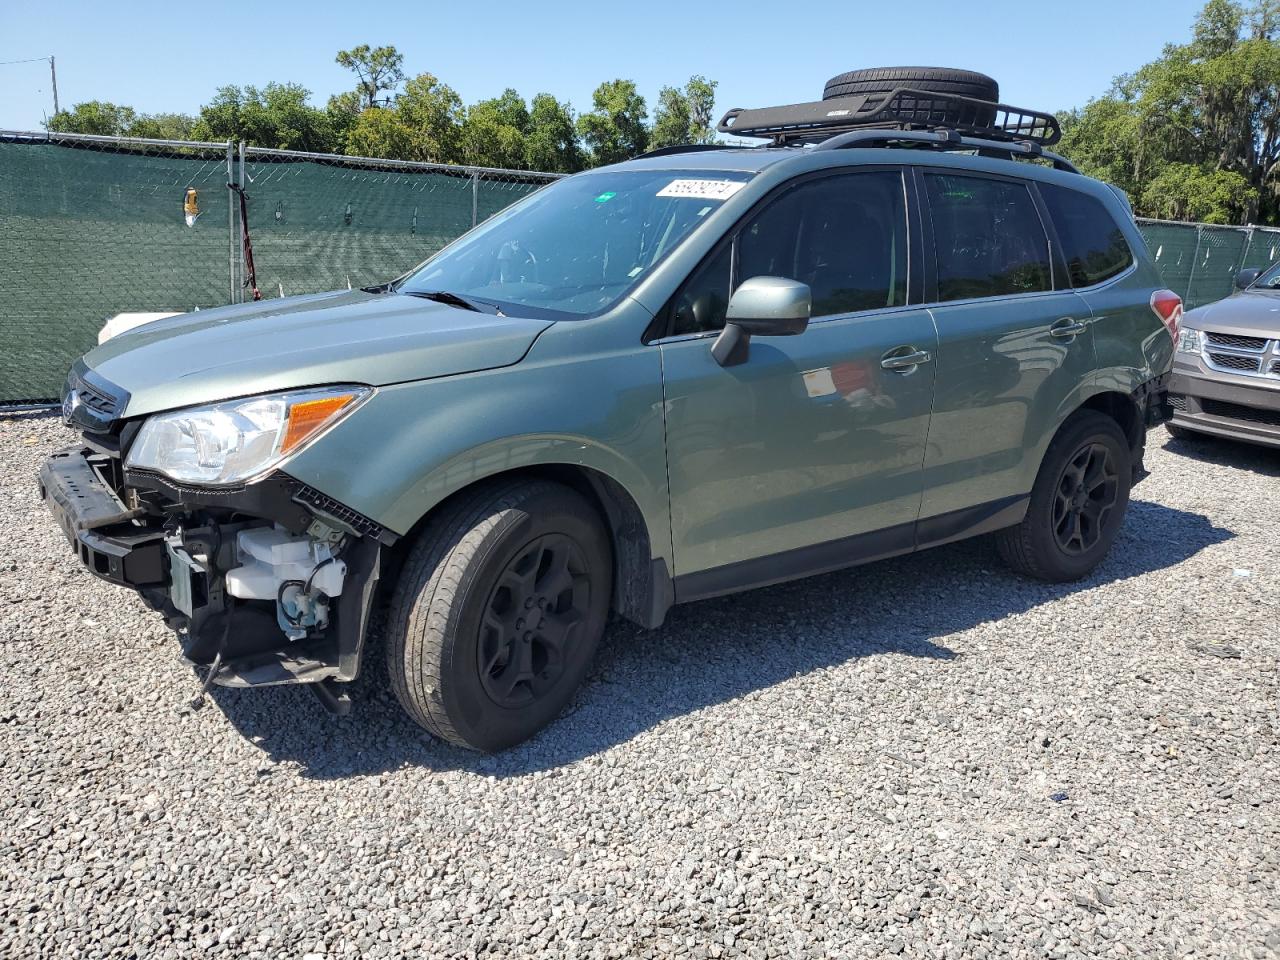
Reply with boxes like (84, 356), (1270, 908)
(656, 179), (747, 200)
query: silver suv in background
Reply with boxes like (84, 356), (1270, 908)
(1168, 263), (1280, 449)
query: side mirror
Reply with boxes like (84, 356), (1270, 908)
(1235, 268), (1261, 290)
(711, 276), (811, 367)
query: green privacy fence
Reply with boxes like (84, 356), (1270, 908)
(0, 131), (559, 403)
(3, 132), (1280, 404)
(1136, 218), (1280, 311)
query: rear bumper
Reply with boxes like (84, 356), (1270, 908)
(1167, 371), (1280, 449)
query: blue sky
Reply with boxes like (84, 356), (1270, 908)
(3, 0), (1206, 134)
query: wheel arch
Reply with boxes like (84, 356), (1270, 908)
(1079, 389), (1144, 453)
(385, 460), (673, 631)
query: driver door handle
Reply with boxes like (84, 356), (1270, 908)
(881, 348), (933, 371)
(1050, 318), (1088, 339)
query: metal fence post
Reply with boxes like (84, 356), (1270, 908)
(237, 141), (246, 304)
(1184, 225), (1204, 306)
(225, 142), (236, 305)
(471, 172), (479, 228)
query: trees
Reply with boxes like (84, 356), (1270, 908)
(577, 80), (650, 166)
(48, 101), (138, 136)
(192, 83), (338, 152)
(650, 75), (718, 149)
(396, 72), (465, 163)
(1061, 0), (1280, 224)
(525, 94), (583, 173)
(460, 89), (530, 168)
(48, 101), (197, 141)
(335, 45), (406, 109)
(44, 57), (718, 175)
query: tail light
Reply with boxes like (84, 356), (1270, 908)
(1150, 289), (1183, 341)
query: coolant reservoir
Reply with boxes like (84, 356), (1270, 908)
(225, 527), (346, 600)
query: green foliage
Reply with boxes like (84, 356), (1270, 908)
(1061, 0), (1280, 224)
(48, 101), (138, 136)
(576, 80), (649, 167)
(525, 94), (583, 173)
(650, 75), (719, 149)
(48, 101), (198, 142)
(335, 45), (406, 109)
(461, 89), (530, 168)
(48, 51), (716, 174)
(1140, 163), (1257, 222)
(192, 83), (338, 152)
(125, 113), (197, 141)
(395, 73), (465, 164)
(342, 106), (417, 161)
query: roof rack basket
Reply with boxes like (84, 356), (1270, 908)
(718, 87), (1062, 148)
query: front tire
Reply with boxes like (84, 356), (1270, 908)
(386, 480), (612, 752)
(996, 411), (1132, 583)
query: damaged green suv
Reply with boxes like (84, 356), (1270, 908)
(40, 78), (1177, 751)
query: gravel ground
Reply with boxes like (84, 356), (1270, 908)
(1, 411), (1277, 960)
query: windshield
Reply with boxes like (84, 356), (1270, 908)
(398, 169), (755, 319)
(1253, 261), (1280, 289)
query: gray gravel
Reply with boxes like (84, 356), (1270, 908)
(2, 411), (1277, 960)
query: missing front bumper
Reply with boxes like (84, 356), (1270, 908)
(39, 446), (385, 690)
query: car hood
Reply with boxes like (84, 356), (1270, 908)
(82, 290), (554, 416)
(1183, 290), (1280, 337)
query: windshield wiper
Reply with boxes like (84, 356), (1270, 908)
(404, 289), (503, 315)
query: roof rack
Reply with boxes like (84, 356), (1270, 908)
(812, 127), (1078, 173)
(719, 87), (1061, 146)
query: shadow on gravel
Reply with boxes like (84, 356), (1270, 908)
(1161, 431), (1280, 477)
(212, 500), (1231, 779)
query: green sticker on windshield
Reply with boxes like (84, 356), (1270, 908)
(593, 191), (617, 203)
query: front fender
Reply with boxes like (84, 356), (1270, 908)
(281, 327), (671, 575)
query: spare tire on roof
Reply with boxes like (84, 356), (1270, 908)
(823, 66), (998, 102)
(822, 66), (1000, 128)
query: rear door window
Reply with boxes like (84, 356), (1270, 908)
(1039, 182), (1134, 287)
(924, 173), (1052, 301)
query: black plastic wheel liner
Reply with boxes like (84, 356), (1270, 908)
(823, 66), (999, 102)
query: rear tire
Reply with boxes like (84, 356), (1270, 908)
(996, 411), (1132, 583)
(386, 480), (612, 752)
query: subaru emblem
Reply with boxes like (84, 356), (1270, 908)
(62, 389), (80, 424)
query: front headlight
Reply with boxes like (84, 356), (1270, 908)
(1176, 328), (1201, 354)
(125, 386), (371, 486)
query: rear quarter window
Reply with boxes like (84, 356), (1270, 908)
(1040, 183), (1134, 287)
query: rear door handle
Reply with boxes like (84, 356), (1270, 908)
(1050, 318), (1088, 339)
(881, 348), (933, 371)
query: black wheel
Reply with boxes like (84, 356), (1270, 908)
(996, 411), (1132, 582)
(386, 480), (612, 751)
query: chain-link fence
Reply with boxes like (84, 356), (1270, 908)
(4, 131), (1280, 405)
(237, 146), (555, 300)
(0, 131), (560, 403)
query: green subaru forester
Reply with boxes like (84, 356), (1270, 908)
(40, 72), (1177, 750)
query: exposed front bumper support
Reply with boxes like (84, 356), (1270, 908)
(39, 446), (387, 693)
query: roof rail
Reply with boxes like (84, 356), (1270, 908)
(633, 143), (748, 160)
(719, 87), (1062, 148)
(812, 128), (1079, 173)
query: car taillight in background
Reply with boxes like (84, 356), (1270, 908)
(1150, 289), (1183, 341)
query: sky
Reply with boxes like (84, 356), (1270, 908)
(2, 0), (1207, 135)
